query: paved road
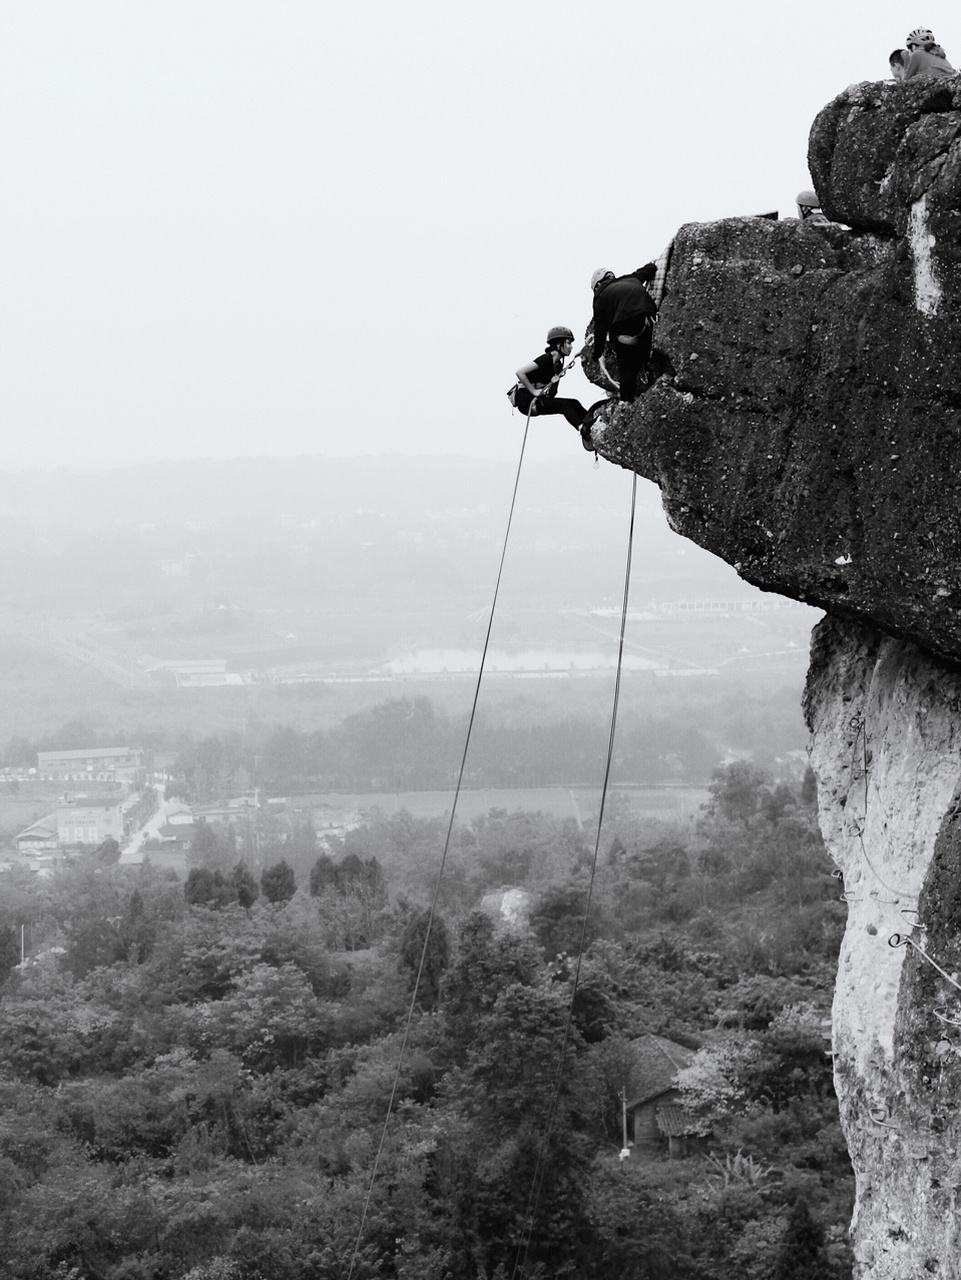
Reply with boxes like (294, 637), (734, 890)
(119, 784), (169, 865)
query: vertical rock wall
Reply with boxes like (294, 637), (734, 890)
(806, 617), (961, 1278)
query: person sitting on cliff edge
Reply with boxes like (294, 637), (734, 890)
(901, 27), (955, 79)
(590, 266), (659, 405)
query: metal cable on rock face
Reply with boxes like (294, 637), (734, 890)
(513, 471), (638, 1280)
(889, 931), (961, 996)
(346, 409), (535, 1280)
(847, 713), (917, 902)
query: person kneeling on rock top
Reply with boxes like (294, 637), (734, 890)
(902, 27), (955, 79)
(590, 266), (659, 404)
(889, 48), (909, 79)
(510, 326), (602, 432)
(796, 190), (830, 225)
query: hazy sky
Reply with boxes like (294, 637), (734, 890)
(0, 1), (950, 472)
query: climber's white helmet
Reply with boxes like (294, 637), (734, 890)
(591, 268), (614, 291)
(906, 26), (935, 48)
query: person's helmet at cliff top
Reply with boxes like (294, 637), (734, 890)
(796, 189), (822, 215)
(546, 325), (574, 345)
(591, 268), (615, 291)
(796, 189), (832, 224)
(906, 26), (936, 49)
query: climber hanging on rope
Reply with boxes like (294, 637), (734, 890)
(590, 266), (659, 404)
(509, 326), (608, 445)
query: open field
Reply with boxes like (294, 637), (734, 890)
(0, 603), (816, 743)
(69, 594), (818, 677)
(292, 784), (710, 827)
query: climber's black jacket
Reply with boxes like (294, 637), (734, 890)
(591, 266), (657, 359)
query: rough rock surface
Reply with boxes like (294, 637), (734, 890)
(806, 617), (961, 1279)
(810, 76), (961, 277)
(585, 81), (961, 1278)
(588, 79), (961, 670)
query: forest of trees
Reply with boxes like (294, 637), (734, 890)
(2, 690), (809, 800)
(0, 763), (853, 1279)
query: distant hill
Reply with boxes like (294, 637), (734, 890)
(0, 452), (686, 535)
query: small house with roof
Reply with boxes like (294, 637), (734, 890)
(164, 805), (195, 826)
(625, 1033), (701, 1159)
(16, 815), (60, 855)
(153, 820), (198, 849)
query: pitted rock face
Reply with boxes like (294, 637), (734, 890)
(810, 78), (961, 277)
(590, 84), (961, 668)
(804, 617), (961, 1280)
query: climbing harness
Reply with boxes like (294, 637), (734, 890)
(614, 315), (657, 346)
(507, 356), (578, 413)
(512, 472), (638, 1280)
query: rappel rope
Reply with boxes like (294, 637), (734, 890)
(512, 472), (638, 1280)
(346, 402), (537, 1280)
(846, 712), (917, 902)
(347, 402), (635, 1280)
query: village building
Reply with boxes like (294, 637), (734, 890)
(153, 820), (198, 849)
(56, 798), (124, 847)
(15, 816), (60, 856)
(625, 1033), (702, 1159)
(37, 746), (144, 782)
(164, 805), (195, 826)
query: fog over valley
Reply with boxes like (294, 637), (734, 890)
(0, 454), (818, 734)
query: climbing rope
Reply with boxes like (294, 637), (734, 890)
(346, 404), (537, 1280)
(512, 471), (638, 1280)
(845, 712), (917, 901)
(848, 692), (961, 1012)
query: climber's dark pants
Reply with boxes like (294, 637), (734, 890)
(514, 388), (587, 427)
(611, 316), (655, 402)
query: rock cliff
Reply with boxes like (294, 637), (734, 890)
(588, 78), (961, 1279)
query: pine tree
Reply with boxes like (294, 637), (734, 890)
(261, 859), (296, 904)
(773, 1198), (829, 1280)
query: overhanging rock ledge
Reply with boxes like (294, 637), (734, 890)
(588, 75), (961, 670)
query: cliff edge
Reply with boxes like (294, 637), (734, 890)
(590, 79), (961, 1279)
(588, 75), (961, 670)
